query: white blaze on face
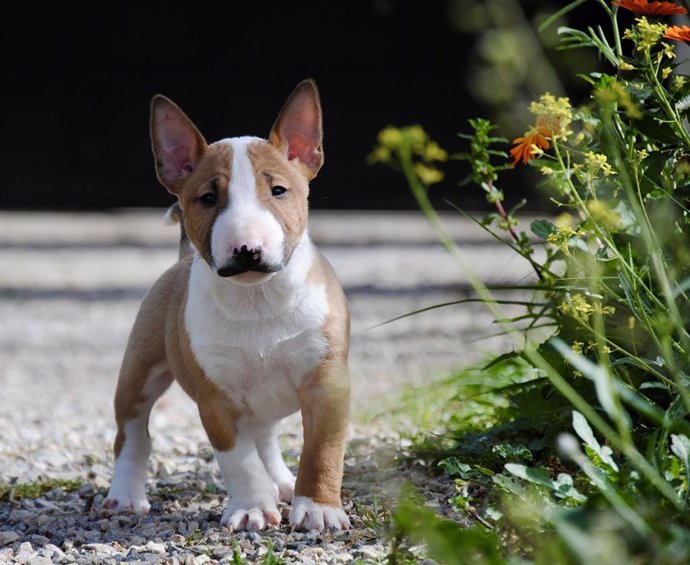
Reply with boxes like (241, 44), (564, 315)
(210, 137), (285, 271)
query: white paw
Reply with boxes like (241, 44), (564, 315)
(103, 491), (151, 514)
(289, 496), (350, 532)
(274, 476), (296, 503)
(221, 500), (281, 531)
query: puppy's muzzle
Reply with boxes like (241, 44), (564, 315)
(216, 245), (282, 278)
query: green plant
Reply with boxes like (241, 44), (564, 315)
(229, 540), (287, 565)
(369, 0), (690, 562)
(0, 479), (82, 501)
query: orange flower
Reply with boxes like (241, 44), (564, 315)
(664, 25), (690, 41)
(511, 128), (551, 165)
(612, 0), (687, 16)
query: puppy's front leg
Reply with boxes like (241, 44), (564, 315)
(290, 359), (350, 531)
(254, 419), (296, 503)
(197, 390), (281, 531)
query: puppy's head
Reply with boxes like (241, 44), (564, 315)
(150, 80), (323, 286)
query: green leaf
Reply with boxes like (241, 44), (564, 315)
(572, 411), (619, 472)
(551, 338), (631, 429)
(504, 463), (588, 502)
(531, 219), (556, 239)
(492, 473), (524, 496)
(492, 443), (533, 461)
(636, 116), (679, 145)
(439, 457), (481, 480)
(394, 492), (506, 565)
(639, 152), (667, 197)
(232, 542), (244, 565)
(503, 463), (549, 486)
(485, 506), (503, 521)
(670, 434), (690, 465)
(552, 473), (585, 499)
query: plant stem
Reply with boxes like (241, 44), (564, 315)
(489, 183), (545, 281)
(645, 50), (690, 148)
(533, 340), (684, 511)
(399, 140), (686, 512)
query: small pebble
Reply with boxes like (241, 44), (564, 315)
(27, 557), (52, 565)
(0, 418), (458, 564)
(0, 532), (19, 546)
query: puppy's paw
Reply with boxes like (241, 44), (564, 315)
(274, 475), (296, 503)
(221, 500), (281, 532)
(103, 492), (151, 514)
(289, 496), (350, 532)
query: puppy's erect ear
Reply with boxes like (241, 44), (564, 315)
(269, 79), (324, 180)
(150, 95), (207, 193)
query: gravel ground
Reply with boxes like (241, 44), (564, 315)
(0, 210), (540, 564)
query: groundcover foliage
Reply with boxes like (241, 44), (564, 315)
(370, 1), (690, 563)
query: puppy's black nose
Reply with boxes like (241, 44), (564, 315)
(233, 244), (262, 267)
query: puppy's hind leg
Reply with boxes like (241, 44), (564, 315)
(104, 359), (173, 513)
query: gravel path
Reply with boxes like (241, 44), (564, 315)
(0, 210), (539, 564)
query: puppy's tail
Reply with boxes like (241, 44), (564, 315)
(163, 203), (192, 260)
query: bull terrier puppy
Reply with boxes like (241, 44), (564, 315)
(104, 79), (351, 532)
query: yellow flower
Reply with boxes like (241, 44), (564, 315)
(572, 341), (585, 354)
(624, 17), (668, 51)
(378, 126), (404, 149)
(529, 93), (573, 140)
(559, 293), (595, 322)
(422, 141), (448, 163)
(369, 125), (447, 171)
(662, 42), (676, 60)
(404, 124), (428, 146)
(367, 145), (392, 165)
(573, 131), (586, 146)
(595, 80), (642, 119)
(588, 200), (621, 228)
(546, 226), (585, 253)
(592, 302), (616, 316)
(512, 93), (574, 166)
(414, 163), (444, 185)
(571, 294), (594, 315)
(672, 75), (687, 90)
(584, 152), (616, 177)
(530, 144), (546, 158)
(555, 212), (575, 228)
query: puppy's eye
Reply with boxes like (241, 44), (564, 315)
(200, 192), (217, 205)
(271, 185), (288, 198)
(199, 179), (219, 206)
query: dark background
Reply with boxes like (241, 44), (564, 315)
(0, 0), (603, 212)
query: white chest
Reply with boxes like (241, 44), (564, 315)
(184, 259), (329, 420)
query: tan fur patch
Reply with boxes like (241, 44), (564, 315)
(174, 143), (233, 265)
(293, 253), (351, 505)
(112, 261), (183, 456)
(112, 256), (242, 456)
(246, 140), (310, 263)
